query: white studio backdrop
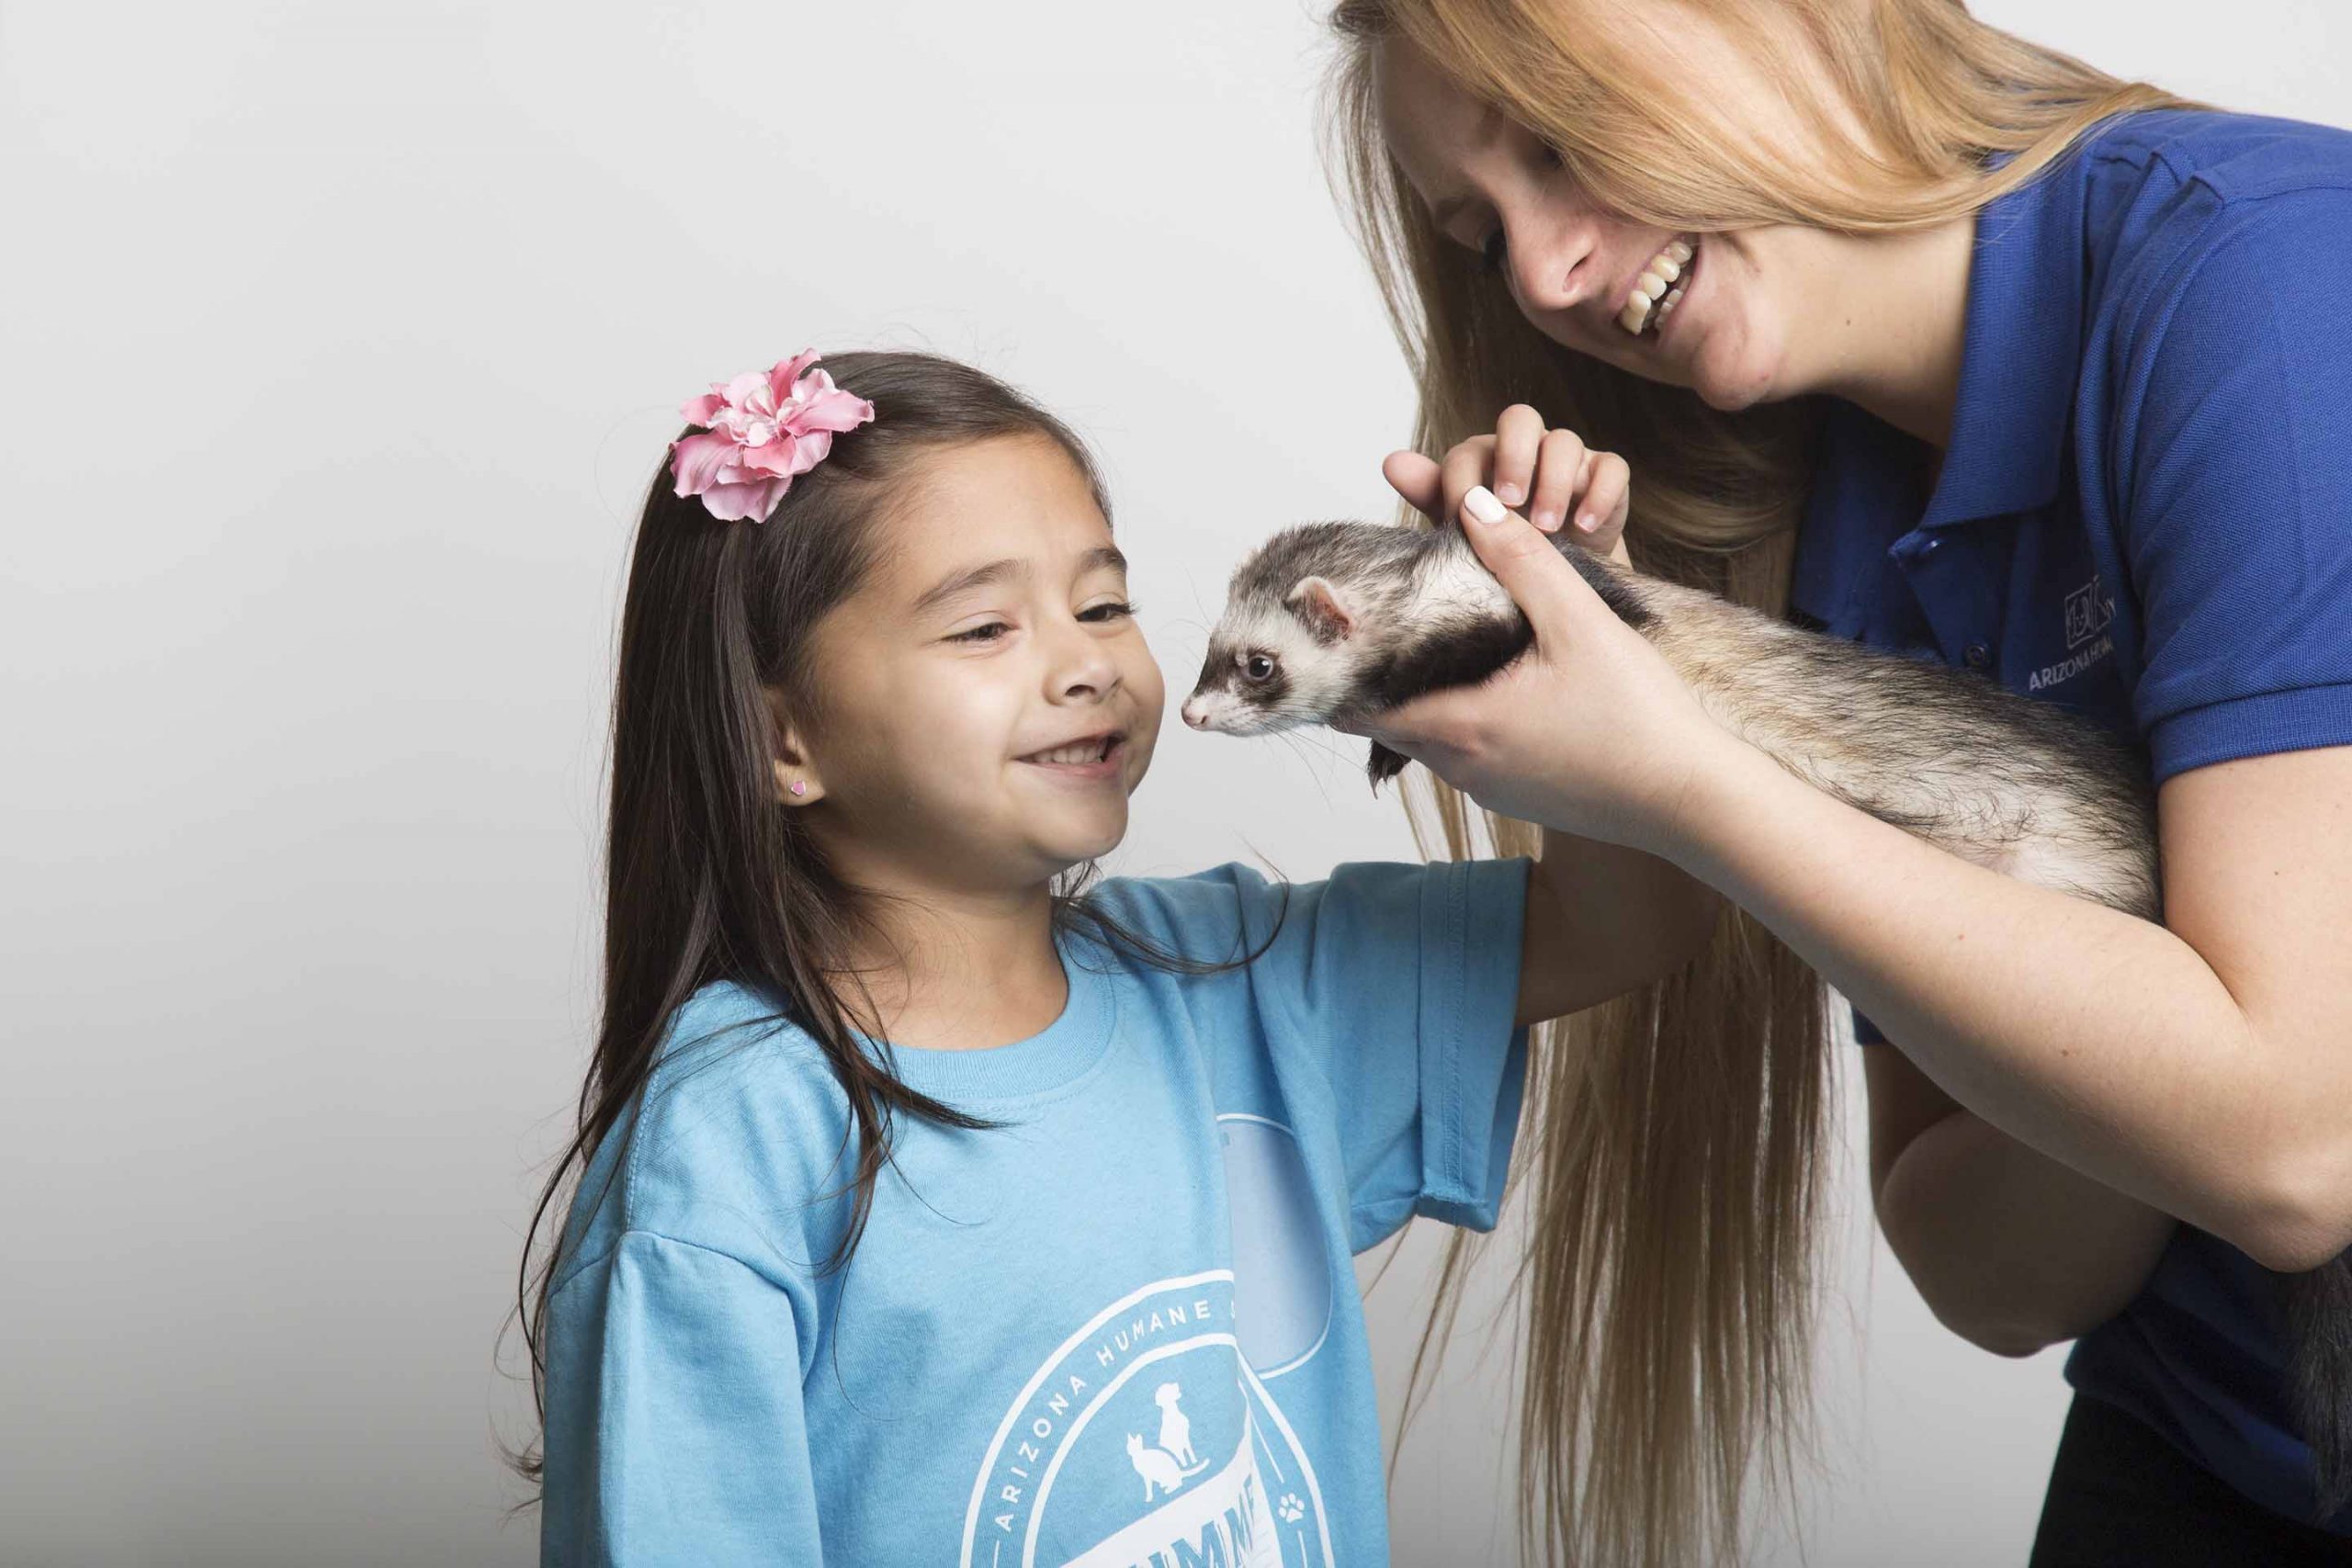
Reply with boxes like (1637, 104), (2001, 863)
(4, 2), (2345, 1563)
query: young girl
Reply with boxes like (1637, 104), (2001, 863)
(515, 349), (1704, 1564)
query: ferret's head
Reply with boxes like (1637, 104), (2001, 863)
(1181, 573), (1365, 736)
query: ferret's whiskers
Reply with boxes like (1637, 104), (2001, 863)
(1272, 729), (1342, 806)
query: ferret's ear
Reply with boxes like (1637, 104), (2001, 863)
(1285, 576), (1357, 645)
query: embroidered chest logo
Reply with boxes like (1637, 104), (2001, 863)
(2030, 575), (2118, 693)
(2063, 576), (2114, 649)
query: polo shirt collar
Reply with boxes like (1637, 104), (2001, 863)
(1917, 158), (2090, 530)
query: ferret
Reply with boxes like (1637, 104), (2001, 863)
(1182, 518), (2158, 919)
(1194, 517), (2352, 1523)
(1186, 517), (2352, 1518)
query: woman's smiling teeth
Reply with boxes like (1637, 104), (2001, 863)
(1617, 237), (1696, 337)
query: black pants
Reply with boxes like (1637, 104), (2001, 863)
(2029, 1394), (2352, 1565)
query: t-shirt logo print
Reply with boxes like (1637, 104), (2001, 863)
(1125, 1383), (1211, 1500)
(960, 1271), (1330, 1567)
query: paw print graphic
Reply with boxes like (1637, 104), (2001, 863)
(1277, 1493), (1305, 1524)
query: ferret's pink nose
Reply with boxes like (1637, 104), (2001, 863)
(1182, 698), (1208, 730)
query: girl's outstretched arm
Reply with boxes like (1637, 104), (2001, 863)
(1359, 491), (2352, 1273)
(1512, 829), (1722, 1027)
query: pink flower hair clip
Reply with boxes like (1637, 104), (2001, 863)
(668, 350), (876, 523)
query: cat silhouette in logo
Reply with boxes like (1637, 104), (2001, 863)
(1152, 1382), (1197, 1466)
(1125, 1432), (1210, 1502)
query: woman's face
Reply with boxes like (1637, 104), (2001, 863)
(1373, 36), (1855, 414)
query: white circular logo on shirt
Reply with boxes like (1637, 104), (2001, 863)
(959, 1270), (1332, 1568)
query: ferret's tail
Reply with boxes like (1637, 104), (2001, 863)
(2288, 1257), (2352, 1519)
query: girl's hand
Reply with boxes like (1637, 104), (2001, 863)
(1338, 485), (1744, 852)
(1383, 403), (1634, 563)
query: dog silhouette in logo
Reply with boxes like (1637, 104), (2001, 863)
(1125, 1383), (1209, 1501)
(1152, 1382), (1197, 1465)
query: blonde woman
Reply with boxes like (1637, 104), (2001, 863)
(1324, 2), (2352, 1564)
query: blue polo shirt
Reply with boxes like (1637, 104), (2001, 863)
(1791, 108), (2352, 1529)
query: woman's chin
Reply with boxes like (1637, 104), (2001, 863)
(1686, 339), (1785, 413)
(1690, 304), (1798, 410)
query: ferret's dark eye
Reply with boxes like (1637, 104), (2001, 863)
(1241, 653), (1276, 683)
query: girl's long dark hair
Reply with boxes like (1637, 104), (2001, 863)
(503, 351), (1264, 1494)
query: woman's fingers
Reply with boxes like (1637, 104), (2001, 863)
(1393, 419), (1631, 560)
(1577, 450), (1632, 536)
(1489, 404), (1545, 510)
(1439, 435), (1496, 524)
(1461, 485), (1608, 640)
(1577, 451), (1634, 563)
(1383, 449), (1444, 521)
(1335, 692), (1447, 751)
(1529, 427), (1589, 534)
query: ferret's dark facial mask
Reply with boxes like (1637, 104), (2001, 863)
(1179, 574), (1363, 736)
(1184, 518), (1599, 786)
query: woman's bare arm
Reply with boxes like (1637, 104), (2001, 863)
(1359, 499), (2352, 1271)
(1669, 740), (2352, 1271)
(1866, 1046), (2176, 1354)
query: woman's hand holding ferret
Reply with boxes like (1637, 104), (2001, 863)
(1382, 403), (1634, 562)
(1340, 481), (1743, 853)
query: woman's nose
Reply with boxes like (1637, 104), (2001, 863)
(1505, 208), (1600, 317)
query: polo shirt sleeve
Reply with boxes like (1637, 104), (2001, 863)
(2114, 188), (2352, 783)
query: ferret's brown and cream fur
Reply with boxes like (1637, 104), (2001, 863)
(1182, 518), (2158, 919)
(1184, 517), (2352, 1517)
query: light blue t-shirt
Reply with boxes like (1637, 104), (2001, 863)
(540, 856), (1532, 1566)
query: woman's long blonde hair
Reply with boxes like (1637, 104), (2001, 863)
(1325, 3), (2188, 1562)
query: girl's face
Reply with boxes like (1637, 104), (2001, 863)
(790, 435), (1164, 897)
(1373, 36), (1855, 414)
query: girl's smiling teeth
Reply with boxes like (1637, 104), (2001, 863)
(1617, 236), (1698, 337)
(1021, 731), (1125, 774)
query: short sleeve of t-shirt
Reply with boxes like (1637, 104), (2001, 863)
(1096, 856), (1532, 1251)
(541, 1231), (824, 1566)
(2111, 186), (2352, 783)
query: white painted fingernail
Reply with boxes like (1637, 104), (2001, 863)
(1464, 485), (1506, 525)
